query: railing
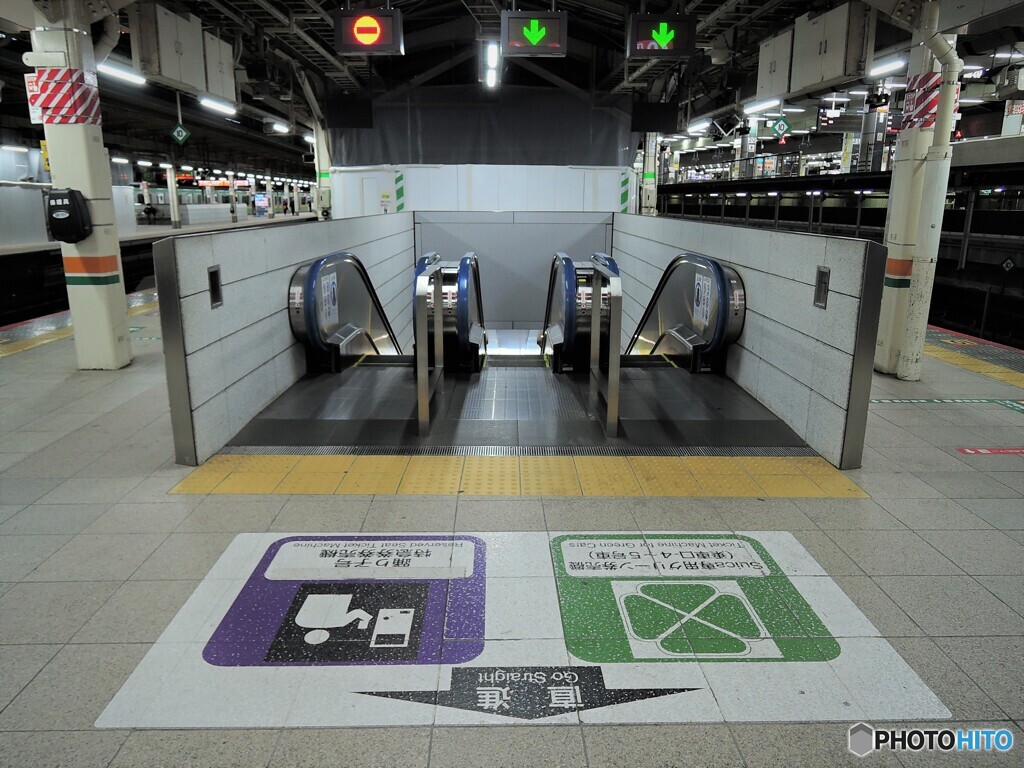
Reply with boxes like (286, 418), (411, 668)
(588, 253), (622, 436)
(538, 252), (576, 357)
(414, 256), (446, 435)
(456, 252), (487, 366)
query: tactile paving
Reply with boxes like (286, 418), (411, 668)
(682, 456), (745, 475)
(211, 471), (289, 494)
(737, 457), (804, 475)
(753, 474), (827, 498)
(574, 457), (644, 496)
(519, 456), (582, 496)
(629, 457), (703, 496)
(460, 456), (521, 495)
(336, 456), (409, 495)
(397, 456), (464, 495)
(274, 472), (344, 495)
(693, 473), (765, 497)
(292, 455), (355, 474)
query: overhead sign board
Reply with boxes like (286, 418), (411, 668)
(500, 10), (568, 57)
(626, 14), (696, 59)
(333, 9), (404, 55)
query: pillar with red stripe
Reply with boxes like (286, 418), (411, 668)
(28, 1), (132, 370)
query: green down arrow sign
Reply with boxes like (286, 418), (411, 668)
(651, 22), (675, 49)
(523, 18), (547, 45)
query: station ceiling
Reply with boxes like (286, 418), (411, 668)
(0, 0), (1019, 174)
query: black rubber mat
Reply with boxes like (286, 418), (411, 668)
(228, 357), (806, 451)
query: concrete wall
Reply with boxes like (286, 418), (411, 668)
(156, 214), (415, 465)
(415, 211), (613, 329)
(612, 214), (885, 469)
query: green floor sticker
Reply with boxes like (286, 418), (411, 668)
(551, 534), (840, 664)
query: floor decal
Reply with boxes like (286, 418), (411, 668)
(97, 531), (950, 727)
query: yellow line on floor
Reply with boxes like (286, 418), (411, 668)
(0, 300), (159, 359)
(169, 454), (868, 498)
(924, 344), (1024, 388)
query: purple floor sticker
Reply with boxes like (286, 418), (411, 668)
(204, 535), (486, 666)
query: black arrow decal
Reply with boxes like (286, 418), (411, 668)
(359, 666), (698, 720)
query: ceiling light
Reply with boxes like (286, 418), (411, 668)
(687, 119), (710, 133)
(199, 96), (236, 115)
(849, 90), (869, 95)
(782, 107), (805, 113)
(993, 51), (1023, 59)
(226, 170), (235, 176)
(213, 169), (222, 174)
(823, 95), (851, 102)
(136, 160), (153, 167)
(886, 82), (907, 89)
(485, 68), (497, 88)
(97, 62), (146, 86)
(767, 191), (779, 197)
(791, 129), (810, 135)
(958, 98), (985, 104)
(271, 122), (289, 134)
(1, 145), (29, 153)
(962, 65), (985, 71)
(159, 162), (173, 169)
(486, 41), (499, 69)
(111, 157), (129, 164)
(180, 164), (194, 171)
(304, 134), (315, 144)
(744, 98), (780, 114)
(870, 59), (905, 77)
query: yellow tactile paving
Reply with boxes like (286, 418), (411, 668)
(336, 456), (409, 495)
(682, 456), (745, 475)
(211, 471), (290, 494)
(788, 456), (837, 476)
(460, 457), (521, 495)
(519, 456), (582, 496)
(574, 457), (644, 496)
(169, 453), (870, 498)
(754, 474), (828, 498)
(274, 472), (344, 495)
(693, 473), (766, 497)
(398, 456), (464, 495)
(629, 457), (703, 496)
(0, 328), (74, 358)
(292, 455), (356, 474)
(737, 457), (804, 475)
(924, 344), (1024, 388)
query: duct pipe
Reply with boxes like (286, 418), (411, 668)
(92, 14), (120, 64)
(896, 1), (963, 381)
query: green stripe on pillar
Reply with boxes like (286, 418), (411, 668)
(395, 170), (405, 212)
(883, 277), (912, 288)
(66, 274), (121, 286)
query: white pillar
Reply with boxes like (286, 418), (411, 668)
(166, 168), (181, 229)
(293, 183), (300, 216)
(313, 123), (332, 219)
(28, 0), (131, 370)
(265, 177), (275, 219)
(873, 35), (937, 374)
(229, 175), (237, 223)
(641, 132), (658, 216)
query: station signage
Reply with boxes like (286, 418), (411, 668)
(626, 14), (696, 59)
(500, 11), (568, 57)
(333, 9), (405, 55)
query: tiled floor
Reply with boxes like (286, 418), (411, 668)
(0, 304), (1021, 766)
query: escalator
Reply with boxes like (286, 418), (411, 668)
(229, 247), (802, 451)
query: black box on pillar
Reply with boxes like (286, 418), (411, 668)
(45, 188), (93, 243)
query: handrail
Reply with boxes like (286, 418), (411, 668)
(456, 252), (487, 361)
(538, 253), (576, 354)
(290, 250), (402, 355)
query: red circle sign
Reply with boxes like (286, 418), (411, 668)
(353, 15), (382, 46)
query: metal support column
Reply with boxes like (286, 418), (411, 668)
(166, 166), (181, 229)
(27, 0), (131, 370)
(265, 177), (275, 219)
(957, 188), (975, 270)
(229, 174), (237, 223)
(641, 132), (658, 216)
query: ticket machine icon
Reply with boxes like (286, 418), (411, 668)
(295, 593), (415, 648)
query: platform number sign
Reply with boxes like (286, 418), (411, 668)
(769, 117), (791, 138)
(627, 14), (696, 59)
(333, 9), (405, 55)
(170, 123), (190, 145)
(500, 11), (568, 57)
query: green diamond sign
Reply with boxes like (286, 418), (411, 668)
(170, 123), (191, 145)
(551, 533), (840, 663)
(769, 117), (791, 138)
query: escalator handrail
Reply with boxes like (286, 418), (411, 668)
(456, 252), (487, 358)
(302, 250), (403, 355)
(539, 253), (575, 353)
(624, 251), (728, 356)
(591, 252), (620, 275)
